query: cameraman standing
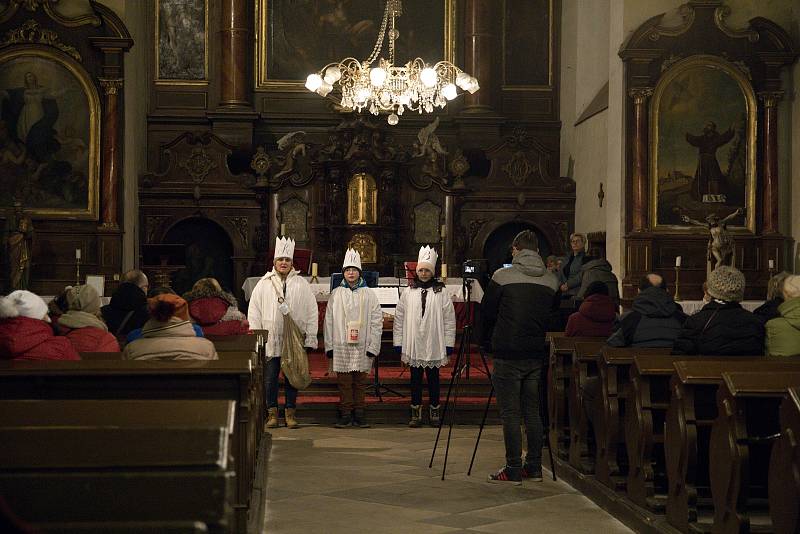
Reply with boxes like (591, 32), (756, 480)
(481, 230), (559, 484)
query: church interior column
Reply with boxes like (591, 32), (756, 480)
(759, 91), (782, 235)
(462, 0), (498, 112)
(99, 79), (123, 229)
(629, 87), (652, 233)
(219, 0), (250, 108)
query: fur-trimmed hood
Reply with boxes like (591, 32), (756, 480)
(183, 286), (238, 308)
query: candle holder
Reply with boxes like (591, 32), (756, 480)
(768, 266), (776, 281)
(673, 265), (682, 302)
(76, 257), (81, 286)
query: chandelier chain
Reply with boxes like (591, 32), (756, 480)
(366, 0), (391, 65)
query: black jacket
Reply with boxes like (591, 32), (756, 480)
(481, 250), (559, 359)
(671, 300), (764, 356)
(100, 282), (149, 337)
(606, 287), (686, 348)
(753, 297), (783, 324)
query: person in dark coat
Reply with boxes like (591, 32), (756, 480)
(560, 233), (593, 298)
(607, 273), (687, 348)
(576, 258), (620, 306)
(566, 281), (616, 337)
(101, 276), (149, 339)
(672, 266), (764, 356)
(753, 271), (790, 324)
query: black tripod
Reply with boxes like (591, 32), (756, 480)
(458, 279), (487, 381)
(367, 352), (404, 401)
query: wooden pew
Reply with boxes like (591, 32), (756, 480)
(547, 335), (605, 461)
(206, 334), (259, 354)
(0, 399), (235, 532)
(710, 371), (800, 534)
(769, 387), (800, 534)
(594, 346), (672, 491)
(0, 360), (254, 534)
(568, 340), (606, 473)
(665, 358), (800, 532)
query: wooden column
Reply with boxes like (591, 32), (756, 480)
(629, 88), (653, 233)
(463, 0), (497, 111)
(219, 0), (250, 107)
(99, 79), (123, 229)
(759, 91), (782, 235)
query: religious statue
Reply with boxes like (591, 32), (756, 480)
(4, 202), (34, 291)
(680, 207), (743, 275)
(274, 131), (308, 181)
(685, 122), (735, 201)
(413, 117), (447, 179)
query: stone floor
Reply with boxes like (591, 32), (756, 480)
(262, 423), (633, 533)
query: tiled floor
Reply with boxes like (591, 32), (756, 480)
(263, 423), (633, 533)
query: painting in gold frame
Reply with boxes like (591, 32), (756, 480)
(155, 0), (208, 84)
(0, 47), (100, 219)
(502, 0), (555, 90)
(255, 0), (455, 90)
(649, 55), (756, 233)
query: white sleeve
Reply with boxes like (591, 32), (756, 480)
(443, 293), (456, 348)
(247, 281), (263, 329)
(300, 280), (318, 349)
(393, 292), (406, 347)
(324, 290), (335, 353)
(367, 290), (383, 356)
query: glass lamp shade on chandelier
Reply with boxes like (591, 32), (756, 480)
(304, 0), (479, 125)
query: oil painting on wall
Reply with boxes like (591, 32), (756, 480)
(156, 0), (207, 82)
(0, 50), (98, 218)
(257, 0), (451, 86)
(651, 56), (755, 231)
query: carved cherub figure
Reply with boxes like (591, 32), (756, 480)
(274, 131), (307, 180)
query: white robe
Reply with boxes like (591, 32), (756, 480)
(324, 285), (383, 373)
(247, 269), (318, 359)
(393, 285), (456, 368)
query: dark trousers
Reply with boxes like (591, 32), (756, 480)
(265, 357), (298, 409)
(337, 371), (368, 411)
(492, 357), (543, 471)
(410, 366), (441, 406)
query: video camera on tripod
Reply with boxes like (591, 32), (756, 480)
(461, 259), (487, 280)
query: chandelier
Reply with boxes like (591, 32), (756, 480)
(304, 0), (479, 125)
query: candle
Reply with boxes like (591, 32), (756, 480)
(675, 256), (681, 267)
(280, 223), (286, 236)
(311, 262), (318, 277)
(769, 259), (774, 269)
(440, 224), (446, 239)
(441, 263), (447, 278)
(76, 248), (81, 260)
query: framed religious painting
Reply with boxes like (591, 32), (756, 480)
(0, 48), (100, 219)
(155, 0), (208, 84)
(255, 0), (455, 89)
(649, 55), (756, 232)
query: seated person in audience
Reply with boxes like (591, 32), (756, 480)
(546, 255), (565, 285)
(101, 270), (150, 339)
(184, 278), (249, 336)
(565, 281), (616, 338)
(56, 285), (120, 353)
(126, 286), (204, 343)
(765, 275), (800, 357)
(671, 266), (764, 355)
(606, 273), (687, 347)
(47, 287), (70, 326)
(576, 258), (620, 307)
(754, 271), (790, 323)
(0, 290), (80, 360)
(701, 281), (711, 304)
(123, 293), (217, 361)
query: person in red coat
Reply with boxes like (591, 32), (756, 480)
(0, 290), (80, 360)
(565, 281), (617, 338)
(184, 278), (249, 336)
(56, 285), (120, 353)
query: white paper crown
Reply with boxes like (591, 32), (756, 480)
(416, 246), (438, 272)
(274, 236), (295, 260)
(342, 248), (362, 271)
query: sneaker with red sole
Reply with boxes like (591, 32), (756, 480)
(522, 465), (543, 481)
(487, 466), (522, 485)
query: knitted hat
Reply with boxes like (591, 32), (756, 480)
(65, 284), (101, 315)
(417, 246), (438, 273)
(783, 275), (800, 300)
(706, 265), (745, 303)
(584, 281), (609, 298)
(0, 290), (49, 321)
(147, 293), (190, 322)
(342, 248), (362, 272)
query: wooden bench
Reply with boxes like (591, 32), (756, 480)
(568, 340), (606, 473)
(547, 335), (605, 462)
(665, 358), (800, 532)
(0, 399), (236, 532)
(206, 334), (260, 354)
(0, 360), (255, 534)
(769, 386), (800, 534)
(710, 371), (800, 534)
(594, 346), (672, 491)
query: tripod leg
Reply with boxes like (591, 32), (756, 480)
(467, 385), (494, 476)
(441, 364), (462, 481)
(373, 356), (383, 402)
(429, 341), (465, 468)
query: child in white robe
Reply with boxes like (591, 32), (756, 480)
(324, 248), (383, 428)
(393, 246), (456, 427)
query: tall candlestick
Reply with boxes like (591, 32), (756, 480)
(441, 263), (447, 280)
(76, 248), (81, 260)
(768, 259), (774, 269)
(675, 255), (681, 267)
(280, 223), (286, 236)
(440, 224), (446, 239)
(311, 262), (318, 277)
(673, 265), (682, 302)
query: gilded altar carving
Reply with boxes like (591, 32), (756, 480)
(347, 173), (377, 225)
(348, 233), (376, 264)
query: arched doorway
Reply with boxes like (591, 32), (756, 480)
(482, 222), (552, 276)
(164, 218), (235, 295)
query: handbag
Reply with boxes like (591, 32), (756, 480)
(270, 276), (312, 390)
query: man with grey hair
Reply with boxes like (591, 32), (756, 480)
(123, 269), (149, 293)
(101, 269), (150, 339)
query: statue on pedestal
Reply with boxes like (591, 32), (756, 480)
(4, 201), (34, 291)
(680, 207), (743, 275)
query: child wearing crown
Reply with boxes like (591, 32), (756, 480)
(324, 248), (383, 428)
(393, 246), (456, 427)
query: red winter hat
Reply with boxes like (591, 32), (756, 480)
(147, 293), (190, 322)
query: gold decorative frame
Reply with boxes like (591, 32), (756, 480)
(501, 0), (555, 91)
(154, 0), (209, 85)
(649, 55), (756, 233)
(0, 46), (100, 219)
(255, 0), (456, 90)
